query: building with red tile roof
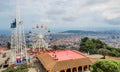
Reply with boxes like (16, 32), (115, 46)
(0, 47), (7, 53)
(36, 50), (92, 72)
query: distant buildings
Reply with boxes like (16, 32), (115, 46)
(52, 33), (120, 49)
(52, 37), (80, 49)
(0, 47), (8, 53)
(0, 34), (10, 47)
(1, 32), (120, 48)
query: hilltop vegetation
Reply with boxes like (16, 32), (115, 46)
(1, 64), (33, 72)
(90, 60), (120, 72)
(79, 37), (120, 57)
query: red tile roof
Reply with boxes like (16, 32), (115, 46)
(0, 47), (7, 52)
(36, 50), (92, 71)
(48, 50), (86, 61)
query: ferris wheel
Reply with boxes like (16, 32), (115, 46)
(28, 24), (52, 52)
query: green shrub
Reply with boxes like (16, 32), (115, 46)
(90, 60), (120, 72)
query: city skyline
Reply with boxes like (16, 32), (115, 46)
(0, 0), (120, 32)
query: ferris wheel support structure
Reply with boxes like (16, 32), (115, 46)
(33, 34), (48, 52)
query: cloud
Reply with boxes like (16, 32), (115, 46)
(61, 16), (79, 22)
(102, 10), (120, 19)
(39, 18), (52, 24)
(0, 0), (14, 12)
(84, 0), (109, 6)
(89, 0), (120, 25)
(46, 9), (66, 15)
(0, 0), (120, 31)
(103, 17), (120, 25)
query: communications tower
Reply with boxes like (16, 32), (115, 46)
(10, 0), (28, 64)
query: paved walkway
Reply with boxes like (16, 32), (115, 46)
(29, 68), (36, 72)
(33, 58), (47, 72)
(0, 68), (6, 72)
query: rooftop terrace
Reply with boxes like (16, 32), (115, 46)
(48, 50), (86, 61)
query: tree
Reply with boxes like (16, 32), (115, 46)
(2, 67), (15, 72)
(80, 37), (106, 54)
(79, 37), (90, 52)
(52, 45), (59, 50)
(90, 60), (120, 72)
(79, 37), (120, 57)
(98, 49), (110, 59)
(81, 37), (89, 42)
(2, 64), (30, 72)
(107, 47), (120, 57)
(7, 42), (11, 50)
(85, 39), (96, 54)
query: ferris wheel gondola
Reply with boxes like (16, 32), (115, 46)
(28, 24), (52, 52)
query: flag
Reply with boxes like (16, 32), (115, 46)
(41, 25), (43, 28)
(11, 19), (16, 28)
(36, 25), (39, 28)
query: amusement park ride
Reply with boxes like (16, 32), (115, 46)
(10, 0), (52, 65)
(10, 0), (28, 65)
(28, 24), (51, 52)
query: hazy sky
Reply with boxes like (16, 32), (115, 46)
(0, 0), (120, 32)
